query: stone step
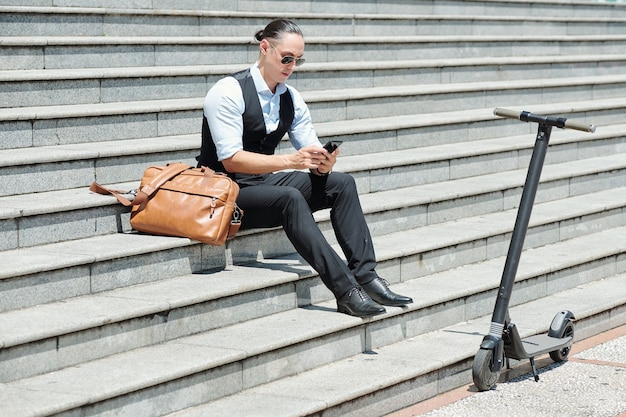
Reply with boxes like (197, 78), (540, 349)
(2, 34), (626, 70)
(2, 5), (625, 38)
(3, 60), (626, 113)
(2, 54), (626, 105)
(2, 0), (626, 19)
(1, 230), (624, 415)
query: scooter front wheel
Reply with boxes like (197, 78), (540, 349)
(472, 348), (502, 391)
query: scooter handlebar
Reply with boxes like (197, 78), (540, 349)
(493, 108), (596, 133)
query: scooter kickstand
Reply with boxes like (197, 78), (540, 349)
(529, 357), (540, 382)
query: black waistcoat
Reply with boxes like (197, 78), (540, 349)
(197, 69), (295, 180)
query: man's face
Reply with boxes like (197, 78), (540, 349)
(263, 33), (305, 85)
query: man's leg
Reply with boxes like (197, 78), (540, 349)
(237, 180), (356, 298)
(316, 172), (379, 285)
(312, 172), (414, 307)
(236, 172), (386, 317)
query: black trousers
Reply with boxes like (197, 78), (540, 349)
(236, 171), (378, 298)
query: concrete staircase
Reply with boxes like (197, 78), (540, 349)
(1, 1), (626, 416)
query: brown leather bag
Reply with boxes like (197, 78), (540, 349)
(90, 162), (242, 246)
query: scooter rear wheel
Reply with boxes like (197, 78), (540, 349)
(472, 348), (502, 391)
(549, 320), (574, 362)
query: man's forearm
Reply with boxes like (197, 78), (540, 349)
(222, 150), (291, 174)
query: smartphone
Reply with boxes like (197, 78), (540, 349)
(323, 140), (343, 153)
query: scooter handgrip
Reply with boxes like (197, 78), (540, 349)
(493, 107), (521, 120)
(564, 119), (596, 133)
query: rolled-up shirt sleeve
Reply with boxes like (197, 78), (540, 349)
(203, 77), (245, 161)
(287, 86), (323, 150)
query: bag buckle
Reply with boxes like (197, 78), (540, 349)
(231, 206), (242, 224)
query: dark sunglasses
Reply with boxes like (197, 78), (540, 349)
(269, 42), (306, 67)
(281, 55), (306, 66)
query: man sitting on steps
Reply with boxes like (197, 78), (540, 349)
(197, 19), (413, 318)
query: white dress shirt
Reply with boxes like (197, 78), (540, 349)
(203, 63), (322, 161)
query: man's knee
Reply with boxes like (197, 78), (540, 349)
(277, 187), (309, 211)
(329, 172), (358, 194)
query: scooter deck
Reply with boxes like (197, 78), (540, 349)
(507, 333), (573, 360)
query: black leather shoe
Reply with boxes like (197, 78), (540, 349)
(362, 277), (413, 307)
(337, 286), (386, 318)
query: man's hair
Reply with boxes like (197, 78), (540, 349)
(254, 19), (303, 42)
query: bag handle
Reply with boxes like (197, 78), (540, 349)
(132, 162), (191, 205)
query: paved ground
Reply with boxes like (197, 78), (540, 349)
(388, 325), (626, 417)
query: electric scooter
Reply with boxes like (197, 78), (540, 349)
(472, 108), (596, 391)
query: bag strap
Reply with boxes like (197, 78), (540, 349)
(89, 162), (192, 207)
(89, 182), (136, 206)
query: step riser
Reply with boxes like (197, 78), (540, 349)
(299, 59), (626, 91)
(3, 39), (626, 70)
(391, 209), (626, 283)
(0, 154), (199, 197)
(0, 205), (131, 251)
(0, 77), (212, 109)
(0, 244), (216, 311)
(358, 149), (626, 196)
(3, 98), (622, 155)
(376, 255), (626, 352)
(62, 361), (245, 417)
(323, 108), (623, 155)
(312, 82), (626, 124)
(0, 113), (201, 151)
(223, 180), (626, 268)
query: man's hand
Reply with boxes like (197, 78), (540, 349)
(313, 144), (338, 174)
(288, 144), (338, 173)
(296, 144), (338, 175)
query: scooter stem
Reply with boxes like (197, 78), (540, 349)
(489, 122), (552, 331)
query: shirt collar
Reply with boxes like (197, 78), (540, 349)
(251, 62), (287, 96)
